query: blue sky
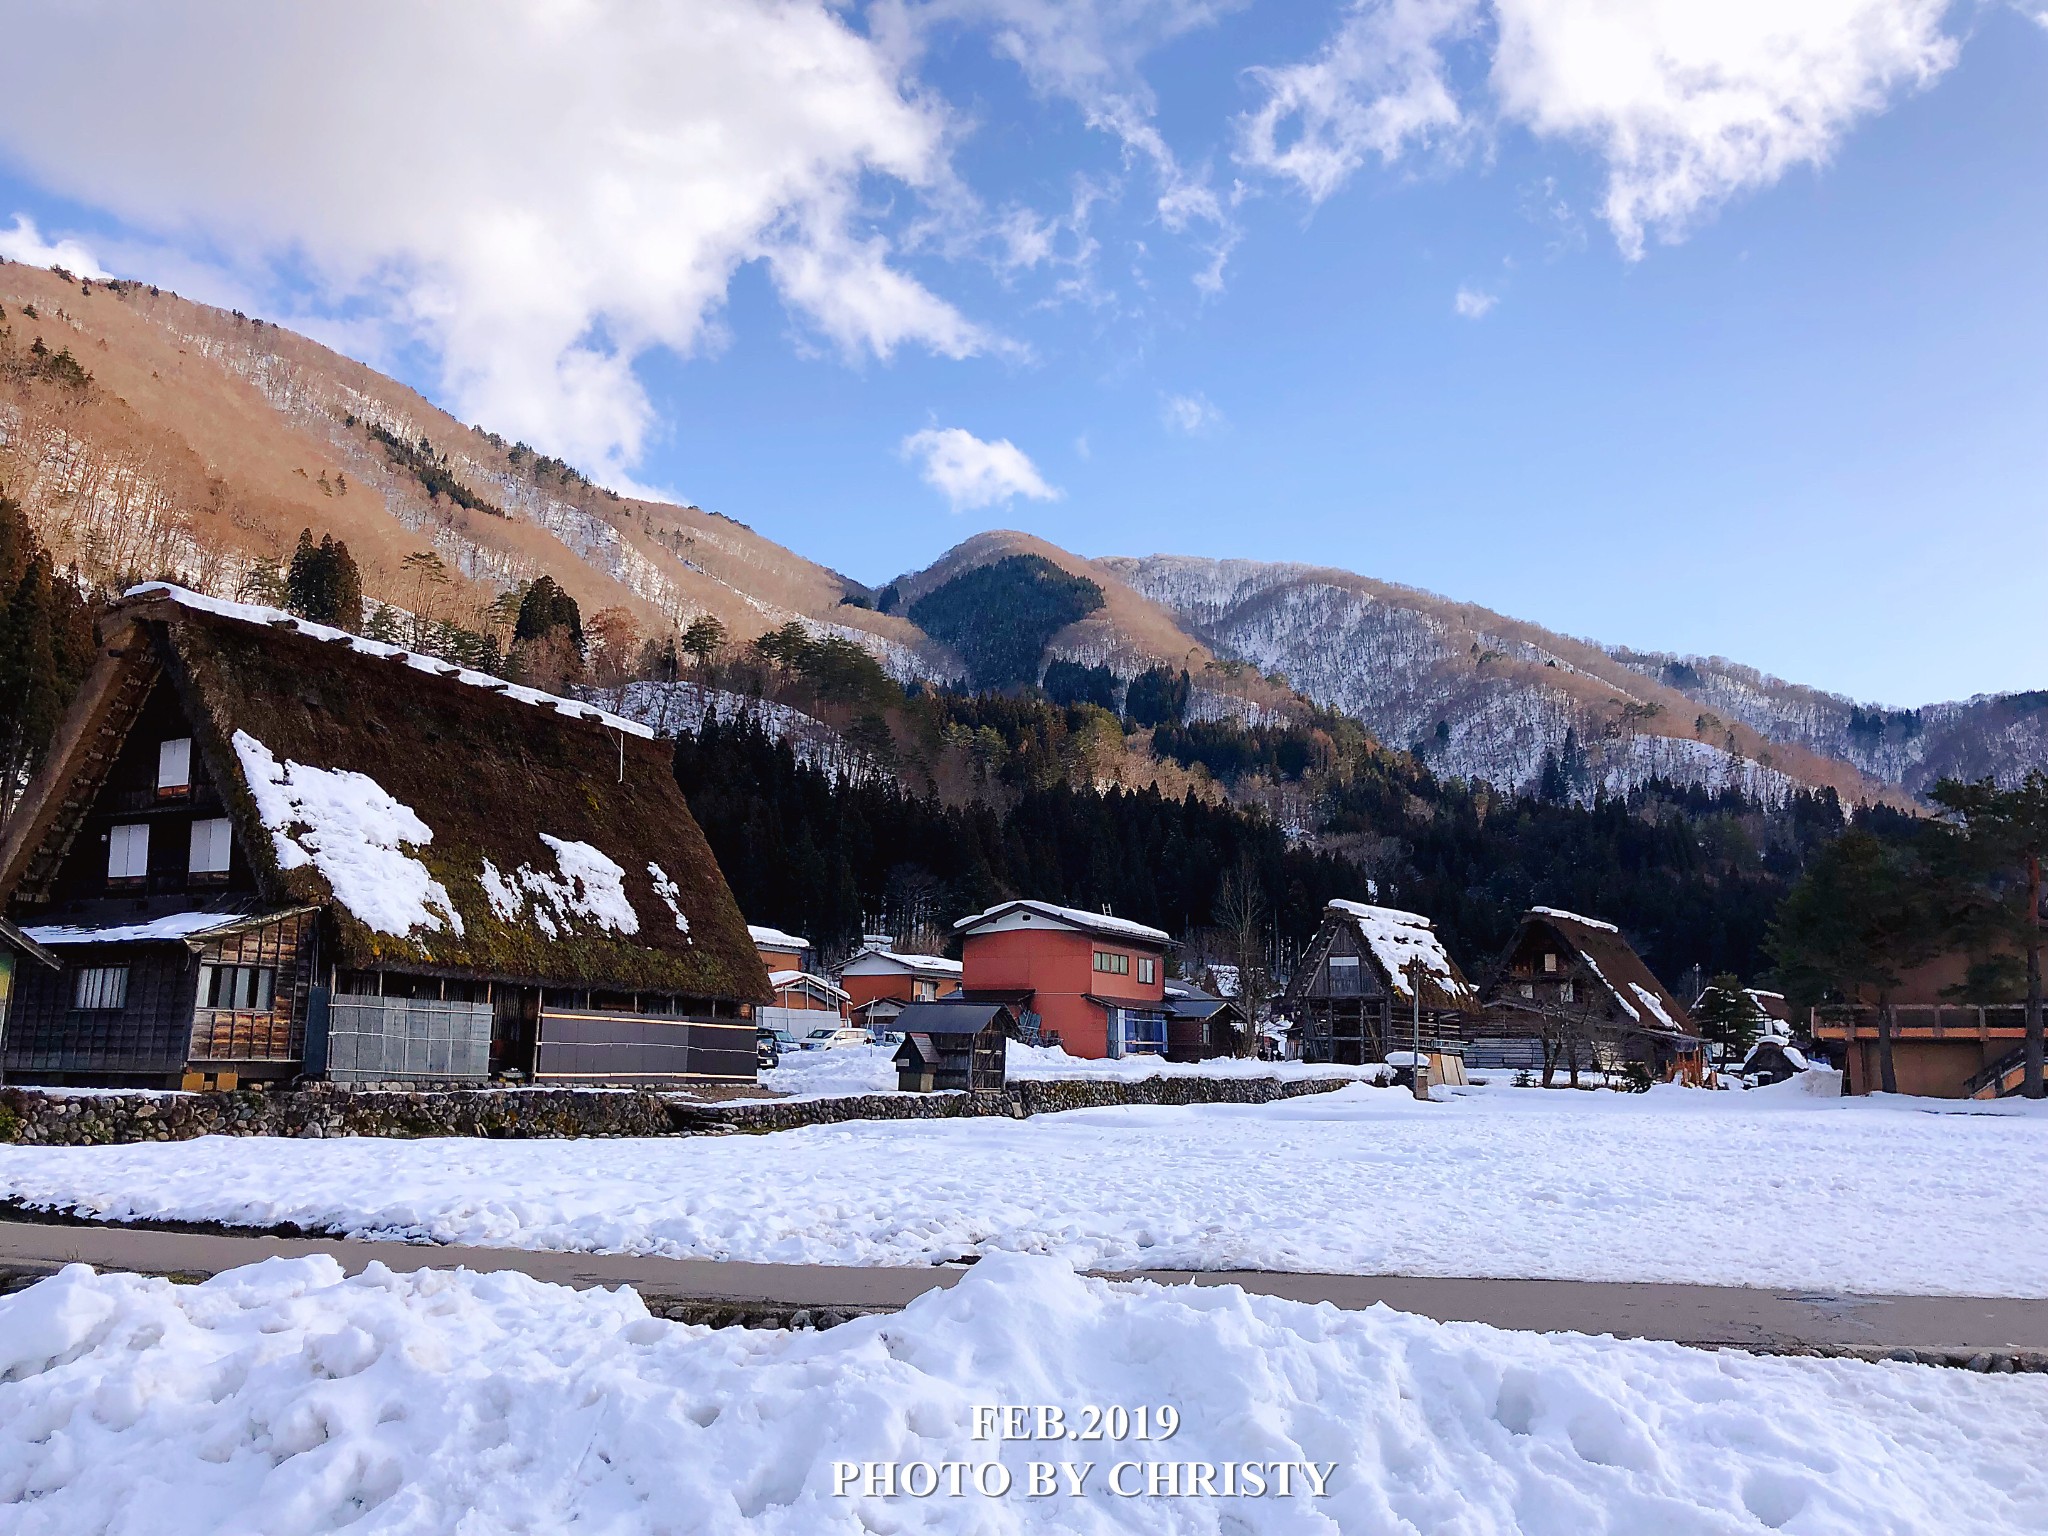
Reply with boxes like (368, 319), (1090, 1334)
(0, 1), (2043, 706)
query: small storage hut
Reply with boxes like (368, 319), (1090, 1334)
(1281, 899), (1477, 1065)
(892, 1000), (1015, 1092)
(0, 584), (771, 1089)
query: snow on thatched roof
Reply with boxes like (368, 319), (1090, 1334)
(1509, 907), (1691, 1035)
(3, 587), (768, 1001)
(1324, 899), (1477, 1008)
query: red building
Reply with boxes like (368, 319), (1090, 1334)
(953, 900), (1170, 1058)
(835, 937), (963, 1030)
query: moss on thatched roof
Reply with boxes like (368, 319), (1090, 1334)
(98, 590), (768, 1000)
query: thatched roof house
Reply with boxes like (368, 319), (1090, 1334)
(1486, 907), (1693, 1039)
(0, 585), (768, 1088)
(1282, 899), (1476, 1065)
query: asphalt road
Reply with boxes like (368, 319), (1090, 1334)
(2, 1217), (2041, 1361)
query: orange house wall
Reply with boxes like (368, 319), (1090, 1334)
(963, 928), (1164, 1059)
(841, 972), (960, 1010)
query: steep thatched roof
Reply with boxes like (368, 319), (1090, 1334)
(1, 587), (769, 1001)
(1501, 907), (1692, 1034)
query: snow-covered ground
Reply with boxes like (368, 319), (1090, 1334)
(761, 1042), (1389, 1099)
(0, 1254), (2042, 1535)
(3, 1082), (2043, 1296)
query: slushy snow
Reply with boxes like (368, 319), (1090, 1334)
(1, 1255), (2042, 1535)
(4, 1082), (2044, 1296)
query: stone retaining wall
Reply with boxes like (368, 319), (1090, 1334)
(0, 1085), (675, 1146)
(0, 1073), (1361, 1147)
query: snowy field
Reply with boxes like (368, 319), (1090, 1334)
(3, 1082), (2044, 1296)
(761, 1042), (1390, 1099)
(1, 1254), (2042, 1535)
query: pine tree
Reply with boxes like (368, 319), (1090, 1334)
(1694, 974), (1761, 1062)
(1768, 830), (1940, 1094)
(0, 494), (99, 820)
(514, 575), (583, 651)
(284, 529), (322, 616)
(1929, 774), (2048, 1097)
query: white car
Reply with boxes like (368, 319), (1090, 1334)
(805, 1026), (872, 1050)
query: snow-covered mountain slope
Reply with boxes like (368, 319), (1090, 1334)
(1099, 555), (1893, 805)
(1610, 649), (2048, 796)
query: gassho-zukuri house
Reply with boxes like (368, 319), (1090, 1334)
(1478, 906), (1699, 1073)
(1283, 899), (1478, 1070)
(0, 584), (771, 1090)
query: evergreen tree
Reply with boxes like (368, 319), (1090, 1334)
(282, 529), (364, 629)
(1694, 973), (1762, 1062)
(680, 615), (727, 669)
(0, 493), (99, 820)
(1123, 665), (1190, 729)
(1767, 830), (1940, 1094)
(514, 575), (583, 651)
(1928, 774), (2048, 1097)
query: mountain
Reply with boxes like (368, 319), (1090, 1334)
(0, 260), (949, 680)
(1084, 555), (1905, 805)
(1607, 649), (2048, 798)
(3, 257), (2028, 807)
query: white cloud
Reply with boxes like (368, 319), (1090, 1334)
(1238, 0), (1478, 202)
(0, 214), (110, 279)
(1161, 391), (1223, 433)
(0, 1), (991, 486)
(911, 1), (1244, 290)
(901, 426), (1060, 511)
(1240, 0), (1961, 257)
(1453, 286), (1497, 318)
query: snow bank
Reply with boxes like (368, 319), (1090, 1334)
(0, 1255), (2041, 1535)
(7, 1086), (2046, 1295)
(761, 1043), (1389, 1100)
(233, 730), (463, 940)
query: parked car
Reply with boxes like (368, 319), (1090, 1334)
(755, 1028), (782, 1071)
(805, 1026), (872, 1050)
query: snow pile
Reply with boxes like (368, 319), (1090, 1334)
(1326, 900), (1475, 1002)
(479, 836), (639, 939)
(130, 583), (652, 739)
(11, 1087), (2046, 1294)
(647, 863), (691, 935)
(232, 731), (463, 939)
(0, 1256), (2042, 1535)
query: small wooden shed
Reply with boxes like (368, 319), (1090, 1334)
(892, 1001), (1015, 1092)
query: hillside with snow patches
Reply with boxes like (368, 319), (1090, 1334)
(1095, 554), (1893, 805)
(3, 260), (2028, 807)
(1609, 648), (2048, 797)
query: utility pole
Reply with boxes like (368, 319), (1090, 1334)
(1406, 957), (1429, 1102)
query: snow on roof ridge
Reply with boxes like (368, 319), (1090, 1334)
(954, 899), (1170, 944)
(1326, 897), (1433, 927)
(850, 946), (963, 974)
(748, 924), (810, 950)
(125, 583), (654, 740)
(24, 909), (282, 946)
(1530, 905), (1620, 933)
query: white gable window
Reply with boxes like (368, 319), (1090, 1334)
(1542, 952), (1559, 973)
(74, 965), (129, 1011)
(189, 817), (232, 875)
(157, 737), (193, 792)
(108, 823), (150, 880)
